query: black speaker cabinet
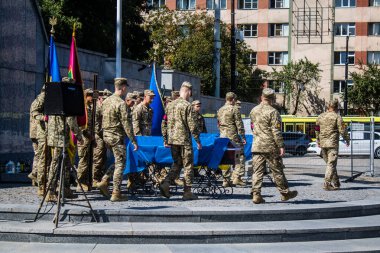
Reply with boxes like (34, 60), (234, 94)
(44, 82), (85, 116)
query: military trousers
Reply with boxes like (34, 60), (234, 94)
(252, 153), (289, 195)
(321, 147), (339, 184)
(222, 142), (245, 181)
(77, 136), (91, 185)
(31, 139), (39, 176)
(103, 138), (126, 193)
(165, 145), (194, 187)
(92, 134), (106, 182)
(36, 138), (51, 187)
(47, 147), (71, 193)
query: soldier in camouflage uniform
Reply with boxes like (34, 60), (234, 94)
(96, 78), (138, 202)
(132, 91), (144, 111)
(76, 89), (94, 192)
(171, 91), (180, 101)
(28, 97), (40, 186)
(192, 100), (207, 133)
(92, 89), (112, 187)
(133, 90), (155, 136)
(126, 92), (137, 109)
(217, 92), (247, 187)
(316, 99), (350, 190)
(160, 81), (201, 200)
(250, 88), (298, 204)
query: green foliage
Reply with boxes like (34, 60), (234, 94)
(38, 0), (151, 60)
(268, 58), (322, 115)
(349, 63), (380, 115)
(144, 8), (264, 102)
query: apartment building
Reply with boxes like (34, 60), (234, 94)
(148, 0), (380, 114)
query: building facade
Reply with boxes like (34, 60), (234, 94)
(152, 0), (380, 115)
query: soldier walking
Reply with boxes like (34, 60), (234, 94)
(217, 92), (246, 187)
(96, 78), (138, 202)
(250, 88), (298, 204)
(159, 81), (201, 200)
(316, 99), (350, 190)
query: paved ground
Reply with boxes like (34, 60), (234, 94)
(0, 155), (379, 208)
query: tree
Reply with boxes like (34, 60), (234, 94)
(269, 58), (322, 115)
(348, 63), (380, 115)
(38, 0), (151, 60)
(144, 8), (264, 102)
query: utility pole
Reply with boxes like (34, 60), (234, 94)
(116, 0), (122, 77)
(344, 35), (349, 116)
(214, 0), (221, 98)
(230, 0), (236, 92)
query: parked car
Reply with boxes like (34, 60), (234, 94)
(307, 131), (380, 158)
(282, 132), (311, 156)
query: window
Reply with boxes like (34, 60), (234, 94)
(147, 0), (166, 8)
(239, 0), (258, 9)
(240, 24), (258, 37)
(334, 52), (355, 65)
(177, 0), (196, 10)
(270, 0), (289, 8)
(335, 0), (356, 7)
(368, 52), (380, 64)
(370, 0), (380, 6)
(249, 52), (257, 65)
(369, 23), (380, 35)
(333, 80), (353, 93)
(268, 80), (285, 93)
(206, 0), (227, 9)
(335, 23), (355, 36)
(268, 52), (288, 65)
(269, 24), (289, 36)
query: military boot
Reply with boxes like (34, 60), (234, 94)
(333, 180), (341, 189)
(159, 181), (171, 198)
(92, 180), (100, 188)
(323, 182), (338, 191)
(110, 191), (128, 202)
(37, 186), (45, 197)
(46, 191), (57, 202)
(252, 194), (265, 204)
(182, 187), (198, 201)
(281, 190), (298, 201)
(233, 177), (246, 187)
(28, 172), (37, 186)
(174, 178), (184, 187)
(76, 183), (89, 192)
(97, 178), (111, 198)
(126, 178), (135, 189)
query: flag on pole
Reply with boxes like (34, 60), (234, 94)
(149, 63), (165, 136)
(48, 35), (61, 82)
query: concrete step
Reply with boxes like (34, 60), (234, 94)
(1, 238), (380, 253)
(1, 214), (380, 244)
(2, 197), (380, 223)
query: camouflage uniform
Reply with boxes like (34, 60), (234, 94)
(316, 104), (350, 189)
(250, 88), (297, 203)
(47, 116), (83, 195)
(217, 93), (246, 182)
(132, 103), (153, 136)
(92, 99), (107, 184)
(100, 93), (136, 193)
(29, 98), (39, 182)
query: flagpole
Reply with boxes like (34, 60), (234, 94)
(116, 0), (122, 77)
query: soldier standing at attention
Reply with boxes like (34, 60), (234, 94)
(217, 92), (246, 187)
(96, 78), (138, 202)
(191, 100), (207, 133)
(28, 96), (40, 186)
(159, 81), (201, 200)
(125, 92), (137, 109)
(250, 88), (298, 204)
(316, 99), (350, 190)
(133, 89), (155, 136)
(132, 91), (144, 111)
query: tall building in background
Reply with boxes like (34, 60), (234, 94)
(148, 0), (380, 115)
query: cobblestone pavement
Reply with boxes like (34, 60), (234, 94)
(0, 155), (379, 209)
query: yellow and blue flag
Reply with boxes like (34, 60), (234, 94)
(149, 63), (165, 136)
(48, 35), (61, 82)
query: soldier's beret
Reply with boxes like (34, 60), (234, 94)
(225, 92), (237, 100)
(114, 77), (129, 86)
(103, 89), (112, 97)
(144, 89), (156, 96)
(84, 88), (94, 96)
(62, 77), (75, 84)
(262, 88), (275, 98)
(181, 81), (192, 89)
(126, 92), (137, 101)
(191, 100), (201, 106)
(328, 99), (339, 109)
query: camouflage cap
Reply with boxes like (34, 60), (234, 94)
(181, 81), (192, 89)
(103, 89), (112, 97)
(62, 77), (75, 84)
(191, 100), (201, 106)
(262, 88), (275, 98)
(144, 89), (155, 96)
(133, 90), (144, 98)
(328, 99), (339, 109)
(225, 92), (237, 100)
(171, 90), (180, 98)
(84, 88), (94, 96)
(126, 92), (137, 101)
(114, 77), (129, 86)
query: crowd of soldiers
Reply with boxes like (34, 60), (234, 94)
(28, 76), (350, 204)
